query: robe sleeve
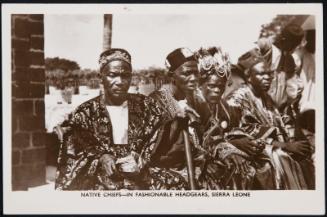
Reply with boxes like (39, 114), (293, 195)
(225, 88), (279, 143)
(55, 107), (112, 190)
(134, 96), (171, 170)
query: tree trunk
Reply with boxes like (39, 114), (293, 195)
(103, 14), (113, 51)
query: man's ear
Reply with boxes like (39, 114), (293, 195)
(246, 69), (253, 83)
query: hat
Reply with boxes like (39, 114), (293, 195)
(165, 48), (197, 72)
(238, 48), (265, 70)
(99, 48), (132, 72)
(195, 46), (231, 81)
(230, 64), (247, 81)
(275, 24), (304, 51)
(237, 48), (272, 77)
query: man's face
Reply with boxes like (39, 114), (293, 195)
(101, 60), (132, 100)
(172, 61), (199, 94)
(249, 62), (273, 92)
(201, 74), (226, 104)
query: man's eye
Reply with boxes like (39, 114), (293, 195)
(184, 71), (195, 76)
(121, 73), (132, 78)
(181, 72), (190, 76)
(106, 72), (117, 77)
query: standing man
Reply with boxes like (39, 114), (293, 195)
(55, 48), (167, 190)
(259, 24), (305, 110)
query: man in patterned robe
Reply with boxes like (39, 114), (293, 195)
(148, 47), (204, 190)
(55, 49), (167, 190)
(226, 48), (314, 189)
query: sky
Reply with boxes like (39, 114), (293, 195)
(44, 13), (276, 70)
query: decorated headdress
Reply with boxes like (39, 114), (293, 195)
(99, 48), (132, 72)
(165, 47), (197, 72)
(194, 46), (231, 82)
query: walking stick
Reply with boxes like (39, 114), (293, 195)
(182, 129), (197, 190)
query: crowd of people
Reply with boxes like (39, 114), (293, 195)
(54, 23), (315, 190)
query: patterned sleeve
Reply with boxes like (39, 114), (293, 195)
(55, 102), (111, 190)
(225, 87), (277, 143)
(137, 95), (170, 169)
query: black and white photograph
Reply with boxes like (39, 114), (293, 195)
(2, 3), (325, 215)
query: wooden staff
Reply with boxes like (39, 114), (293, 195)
(182, 129), (196, 190)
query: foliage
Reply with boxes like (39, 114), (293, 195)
(133, 66), (169, 86)
(45, 57), (169, 91)
(45, 57), (80, 72)
(259, 15), (309, 40)
(46, 66), (100, 90)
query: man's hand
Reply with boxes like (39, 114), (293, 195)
(229, 137), (264, 156)
(100, 154), (117, 176)
(283, 140), (311, 156)
(223, 154), (250, 175)
(176, 100), (200, 120)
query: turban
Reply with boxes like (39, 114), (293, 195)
(274, 24), (304, 52)
(99, 48), (132, 72)
(237, 47), (275, 77)
(194, 46), (231, 82)
(165, 47), (197, 72)
(238, 48), (265, 70)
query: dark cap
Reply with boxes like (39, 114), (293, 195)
(165, 48), (197, 72)
(275, 24), (304, 51)
(237, 48), (265, 71)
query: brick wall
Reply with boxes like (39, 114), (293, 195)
(12, 14), (46, 190)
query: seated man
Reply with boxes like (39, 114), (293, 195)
(55, 48), (167, 190)
(226, 48), (314, 189)
(193, 47), (259, 190)
(148, 47), (203, 190)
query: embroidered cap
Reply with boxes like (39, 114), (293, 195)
(99, 48), (132, 72)
(237, 48), (272, 76)
(165, 48), (197, 72)
(238, 48), (265, 70)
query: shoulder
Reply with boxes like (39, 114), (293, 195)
(74, 95), (101, 113)
(148, 87), (170, 101)
(225, 85), (251, 107)
(61, 95), (101, 127)
(128, 93), (161, 109)
(148, 87), (175, 110)
(128, 93), (146, 101)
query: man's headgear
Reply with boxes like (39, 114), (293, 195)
(99, 48), (132, 72)
(275, 24), (304, 52)
(165, 47), (197, 72)
(237, 48), (270, 77)
(194, 46), (231, 82)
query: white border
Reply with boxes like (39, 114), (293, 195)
(2, 3), (325, 215)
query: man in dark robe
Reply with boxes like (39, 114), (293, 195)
(148, 47), (204, 189)
(226, 48), (314, 189)
(55, 49), (167, 190)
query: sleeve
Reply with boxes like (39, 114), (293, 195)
(137, 94), (197, 170)
(55, 107), (112, 190)
(225, 89), (278, 143)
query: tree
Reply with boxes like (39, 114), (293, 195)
(45, 57), (80, 72)
(103, 14), (113, 51)
(259, 15), (309, 40)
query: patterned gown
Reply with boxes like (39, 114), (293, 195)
(226, 84), (313, 189)
(149, 87), (256, 190)
(55, 93), (169, 190)
(148, 87), (205, 190)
